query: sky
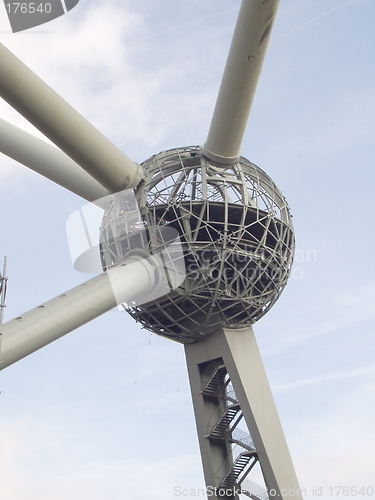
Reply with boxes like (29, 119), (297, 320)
(0, 0), (374, 499)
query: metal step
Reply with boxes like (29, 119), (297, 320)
(219, 451), (257, 489)
(207, 404), (241, 439)
(201, 364), (227, 396)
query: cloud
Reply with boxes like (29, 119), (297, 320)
(279, 281), (375, 347)
(0, 155), (28, 182)
(0, 418), (36, 499)
(277, 0), (365, 42)
(296, 438), (375, 500)
(273, 365), (375, 391)
(0, 417), (204, 500)
(35, 455), (204, 500)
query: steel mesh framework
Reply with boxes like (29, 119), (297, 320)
(100, 146), (294, 343)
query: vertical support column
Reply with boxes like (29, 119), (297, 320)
(184, 354), (240, 499)
(185, 326), (303, 500)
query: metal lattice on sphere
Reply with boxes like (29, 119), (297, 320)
(100, 146), (295, 343)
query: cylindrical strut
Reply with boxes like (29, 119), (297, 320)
(0, 118), (109, 202)
(0, 43), (143, 193)
(0, 257), (156, 370)
(204, 0), (280, 164)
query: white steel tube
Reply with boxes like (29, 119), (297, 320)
(0, 119), (109, 202)
(0, 43), (143, 193)
(0, 258), (155, 370)
(204, 0), (280, 164)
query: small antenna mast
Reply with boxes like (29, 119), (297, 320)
(0, 256), (8, 366)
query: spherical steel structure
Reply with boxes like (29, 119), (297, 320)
(100, 146), (294, 343)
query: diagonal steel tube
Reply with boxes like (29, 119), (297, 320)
(0, 43), (143, 193)
(204, 0), (280, 164)
(0, 118), (109, 202)
(0, 257), (156, 370)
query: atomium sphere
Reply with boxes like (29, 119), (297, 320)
(100, 146), (295, 343)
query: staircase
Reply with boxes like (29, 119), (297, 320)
(200, 362), (227, 396)
(200, 360), (269, 500)
(218, 450), (258, 489)
(206, 403), (241, 439)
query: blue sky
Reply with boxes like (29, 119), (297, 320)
(0, 1), (374, 499)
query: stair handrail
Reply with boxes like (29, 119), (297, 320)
(226, 382), (237, 401)
(240, 478), (269, 500)
(231, 428), (256, 451)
